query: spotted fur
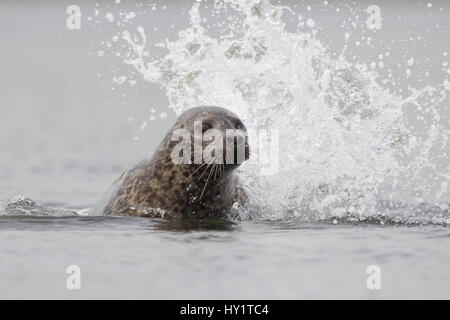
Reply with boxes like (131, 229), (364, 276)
(98, 106), (250, 219)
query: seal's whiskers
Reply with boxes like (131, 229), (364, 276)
(101, 106), (249, 219)
(183, 161), (207, 184)
(183, 154), (215, 184)
(199, 154), (220, 200)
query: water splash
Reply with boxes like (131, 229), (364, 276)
(108, 0), (449, 223)
(0, 196), (82, 217)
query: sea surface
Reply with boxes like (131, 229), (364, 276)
(0, 215), (449, 299)
(0, 0), (449, 299)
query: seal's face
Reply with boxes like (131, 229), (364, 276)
(170, 106), (250, 172)
(100, 106), (250, 218)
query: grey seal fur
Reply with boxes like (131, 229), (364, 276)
(95, 106), (250, 219)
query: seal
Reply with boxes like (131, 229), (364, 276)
(95, 106), (250, 219)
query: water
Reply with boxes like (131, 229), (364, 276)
(0, 0), (449, 299)
(1, 216), (449, 299)
(1, 216), (450, 300)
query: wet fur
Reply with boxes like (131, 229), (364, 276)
(100, 107), (249, 219)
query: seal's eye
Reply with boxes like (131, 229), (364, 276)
(202, 122), (212, 132)
(231, 118), (244, 130)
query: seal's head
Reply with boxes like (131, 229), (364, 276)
(99, 106), (250, 219)
(169, 106), (250, 172)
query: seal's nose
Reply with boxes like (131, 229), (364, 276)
(224, 131), (249, 166)
(244, 136), (250, 161)
(221, 114), (249, 167)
